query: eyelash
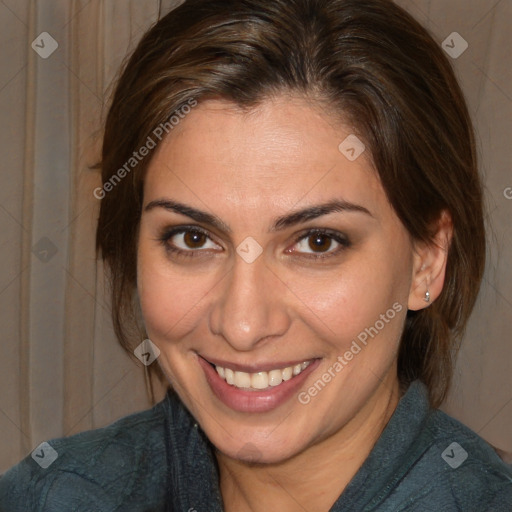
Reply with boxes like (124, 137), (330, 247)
(157, 226), (214, 259)
(157, 226), (351, 260)
(288, 229), (351, 259)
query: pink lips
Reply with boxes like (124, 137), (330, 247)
(198, 356), (319, 413)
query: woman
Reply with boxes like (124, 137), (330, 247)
(1, 0), (511, 510)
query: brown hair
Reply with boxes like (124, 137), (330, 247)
(96, 0), (485, 407)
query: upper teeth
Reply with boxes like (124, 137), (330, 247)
(215, 361), (311, 390)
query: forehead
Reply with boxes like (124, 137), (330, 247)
(143, 96), (384, 219)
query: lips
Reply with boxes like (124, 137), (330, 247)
(198, 355), (319, 413)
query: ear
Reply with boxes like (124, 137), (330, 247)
(408, 210), (453, 311)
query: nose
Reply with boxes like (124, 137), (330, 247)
(209, 255), (291, 351)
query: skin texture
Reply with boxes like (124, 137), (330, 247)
(137, 96), (451, 511)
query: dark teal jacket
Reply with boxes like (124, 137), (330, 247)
(1, 381), (511, 511)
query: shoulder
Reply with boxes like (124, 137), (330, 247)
(385, 385), (512, 511)
(417, 406), (512, 509)
(348, 381), (512, 511)
(0, 395), (173, 512)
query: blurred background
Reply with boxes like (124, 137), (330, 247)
(0, 0), (510, 473)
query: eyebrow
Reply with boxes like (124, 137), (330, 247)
(144, 198), (373, 232)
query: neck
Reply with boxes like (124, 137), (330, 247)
(217, 373), (400, 512)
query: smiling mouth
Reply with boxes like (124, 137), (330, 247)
(212, 361), (313, 391)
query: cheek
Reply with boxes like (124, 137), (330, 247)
(284, 249), (410, 352)
(136, 244), (209, 341)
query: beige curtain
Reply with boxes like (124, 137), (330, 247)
(0, 0), (178, 474)
(0, 0), (510, 474)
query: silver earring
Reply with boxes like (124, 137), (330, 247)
(424, 290), (430, 303)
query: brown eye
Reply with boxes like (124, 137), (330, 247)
(308, 233), (333, 252)
(160, 227), (221, 254)
(183, 230), (208, 249)
(290, 229), (350, 258)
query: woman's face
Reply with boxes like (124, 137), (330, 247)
(138, 96), (417, 463)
